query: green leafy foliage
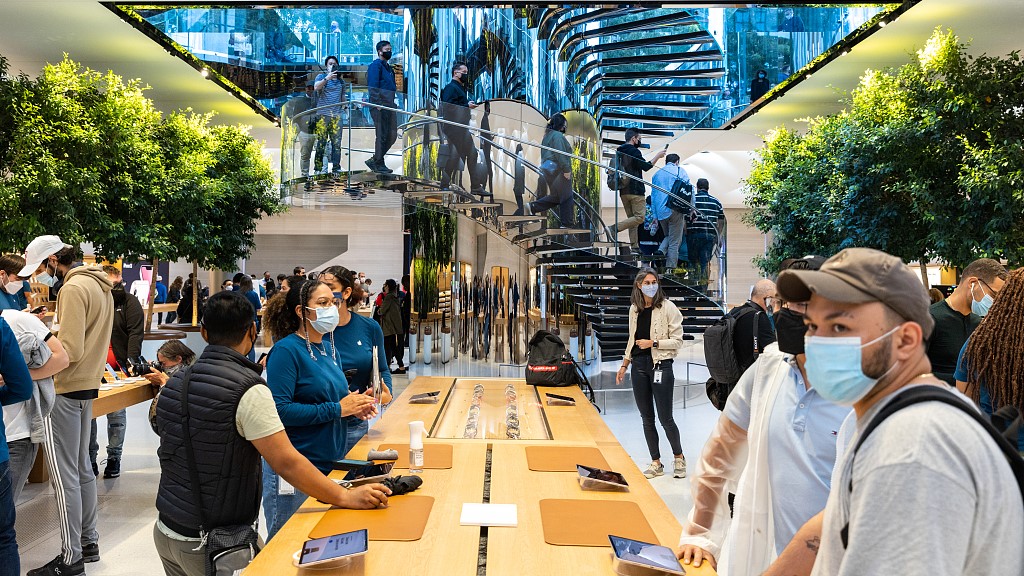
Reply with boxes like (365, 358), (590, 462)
(0, 54), (282, 268)
(406, 201), (456, 318)
(744, 28), (1024, 275)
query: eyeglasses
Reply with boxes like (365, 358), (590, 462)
(978, 279), (999, 297)
(781, 301), (808, 315)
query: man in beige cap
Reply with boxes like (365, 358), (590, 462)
(20, 236), (114, 576)
(763, 247), (1023, 576)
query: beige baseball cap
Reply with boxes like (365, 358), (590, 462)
(19, 235), (72, 277)
(776, 247), (934, 339)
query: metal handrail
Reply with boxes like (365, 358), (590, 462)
(282, 95), (726, 297)
(285, 98), (720, 245)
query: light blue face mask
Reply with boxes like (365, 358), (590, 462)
(640, 284), (659, 298)
(804, 325), (901, 405)
(970, 282), (994, 317)
(306, 305), (340, 334)
(35, 270), (56, 287)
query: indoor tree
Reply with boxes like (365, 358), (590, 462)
(743, 28), (1024, 277)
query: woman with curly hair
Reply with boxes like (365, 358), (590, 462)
(956, 267), (1024, 450)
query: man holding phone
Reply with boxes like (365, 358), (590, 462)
(314, 55), (347, 178)
(153, 292), (389, 576)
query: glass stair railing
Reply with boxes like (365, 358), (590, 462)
(280, 91), (727, 360)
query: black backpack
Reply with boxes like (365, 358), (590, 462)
(525, 330), (596, 403)
(703, 306), (761, 386)
(703, 306), (762, 410)
(839, 386), (1024, 549)
(606, 148), (630, 192)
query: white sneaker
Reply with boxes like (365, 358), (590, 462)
(673, 457), (687, 478)
(643, 462), (665, 478)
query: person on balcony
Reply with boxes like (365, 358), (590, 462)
(367, 40), (398, 175)
(778, 8), (805, 32)
(281, 81), (318, 190)
(314, 55), (347, 179)
(514, 114), (575, 228)
(439, 62), (482, 194)
(608, 128), (666, 254)
(750, 69), (771, 102)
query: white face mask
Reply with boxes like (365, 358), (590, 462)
(1, 274), (21, 295)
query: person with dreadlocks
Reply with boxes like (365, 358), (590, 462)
(956, 267), (1024, 450)
(261, 278), (378, 539)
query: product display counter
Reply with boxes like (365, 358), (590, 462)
(245, 376), (715, 576)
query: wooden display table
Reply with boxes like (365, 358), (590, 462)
(94, 380), (156, 418)
(28, 380), (157, 484)
(245, 377), (714, 576)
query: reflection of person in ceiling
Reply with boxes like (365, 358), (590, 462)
(778, 8), (805, 32)
(479, 101), (494, 197)
(750, 69), (770, 102)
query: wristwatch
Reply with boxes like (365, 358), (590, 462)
(653, 340), (659, 348)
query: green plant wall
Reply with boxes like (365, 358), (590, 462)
(406, 200), (457, 318)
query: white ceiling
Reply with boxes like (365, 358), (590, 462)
(1, 0), (1021, 156)
(0, 0), (278, 143)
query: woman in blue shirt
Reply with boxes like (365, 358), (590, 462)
(319, 266), (393, 449)
(261, 279), (377, 539)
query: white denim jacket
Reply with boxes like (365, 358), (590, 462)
(623, 299), (684, 363)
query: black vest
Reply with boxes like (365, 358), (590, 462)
(155, 345), (265, 536)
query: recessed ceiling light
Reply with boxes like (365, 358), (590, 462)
(200, 69), (209, 77)
(879, 20), (887, 27)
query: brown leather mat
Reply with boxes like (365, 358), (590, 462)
(308, 495), (434, 541)
(525, 446), (610, 472)
(376, 443), (454, 469)
(539, 499), (657, 546)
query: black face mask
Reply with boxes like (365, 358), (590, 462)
(381, 51), (392, 60)
(774, 307), (807, 355)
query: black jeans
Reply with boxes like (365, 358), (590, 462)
(371, 107), (398, 164)
(531, 174), (576, 227)
(441, 125), (478, 184)
(630, 356), (682, 461)
(384, 333), (404, 368)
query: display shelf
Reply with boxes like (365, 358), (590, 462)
(432, 379), (551, 440)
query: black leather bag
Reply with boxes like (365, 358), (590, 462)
(667, 177), (694, 214)
(205, 525), (260, 576)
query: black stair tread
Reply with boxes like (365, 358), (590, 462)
(566, 30), (716, 70)
(575, 50), (722, 80)
(498, 214), (546, 224)
(583, 67), (727, 93)
(599, 99), (713, 111)
(451, 202), (501, 209)
(405, 190), (456, 199)
(512, 228), (593, 244)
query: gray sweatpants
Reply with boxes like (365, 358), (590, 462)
(45, 395), (99, 565)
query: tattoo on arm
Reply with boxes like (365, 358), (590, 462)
(805, 537), (820, 554)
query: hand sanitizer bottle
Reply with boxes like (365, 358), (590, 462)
(409, 420), (425, 473)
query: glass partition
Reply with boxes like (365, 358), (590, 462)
(279, 90), (727, 307)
